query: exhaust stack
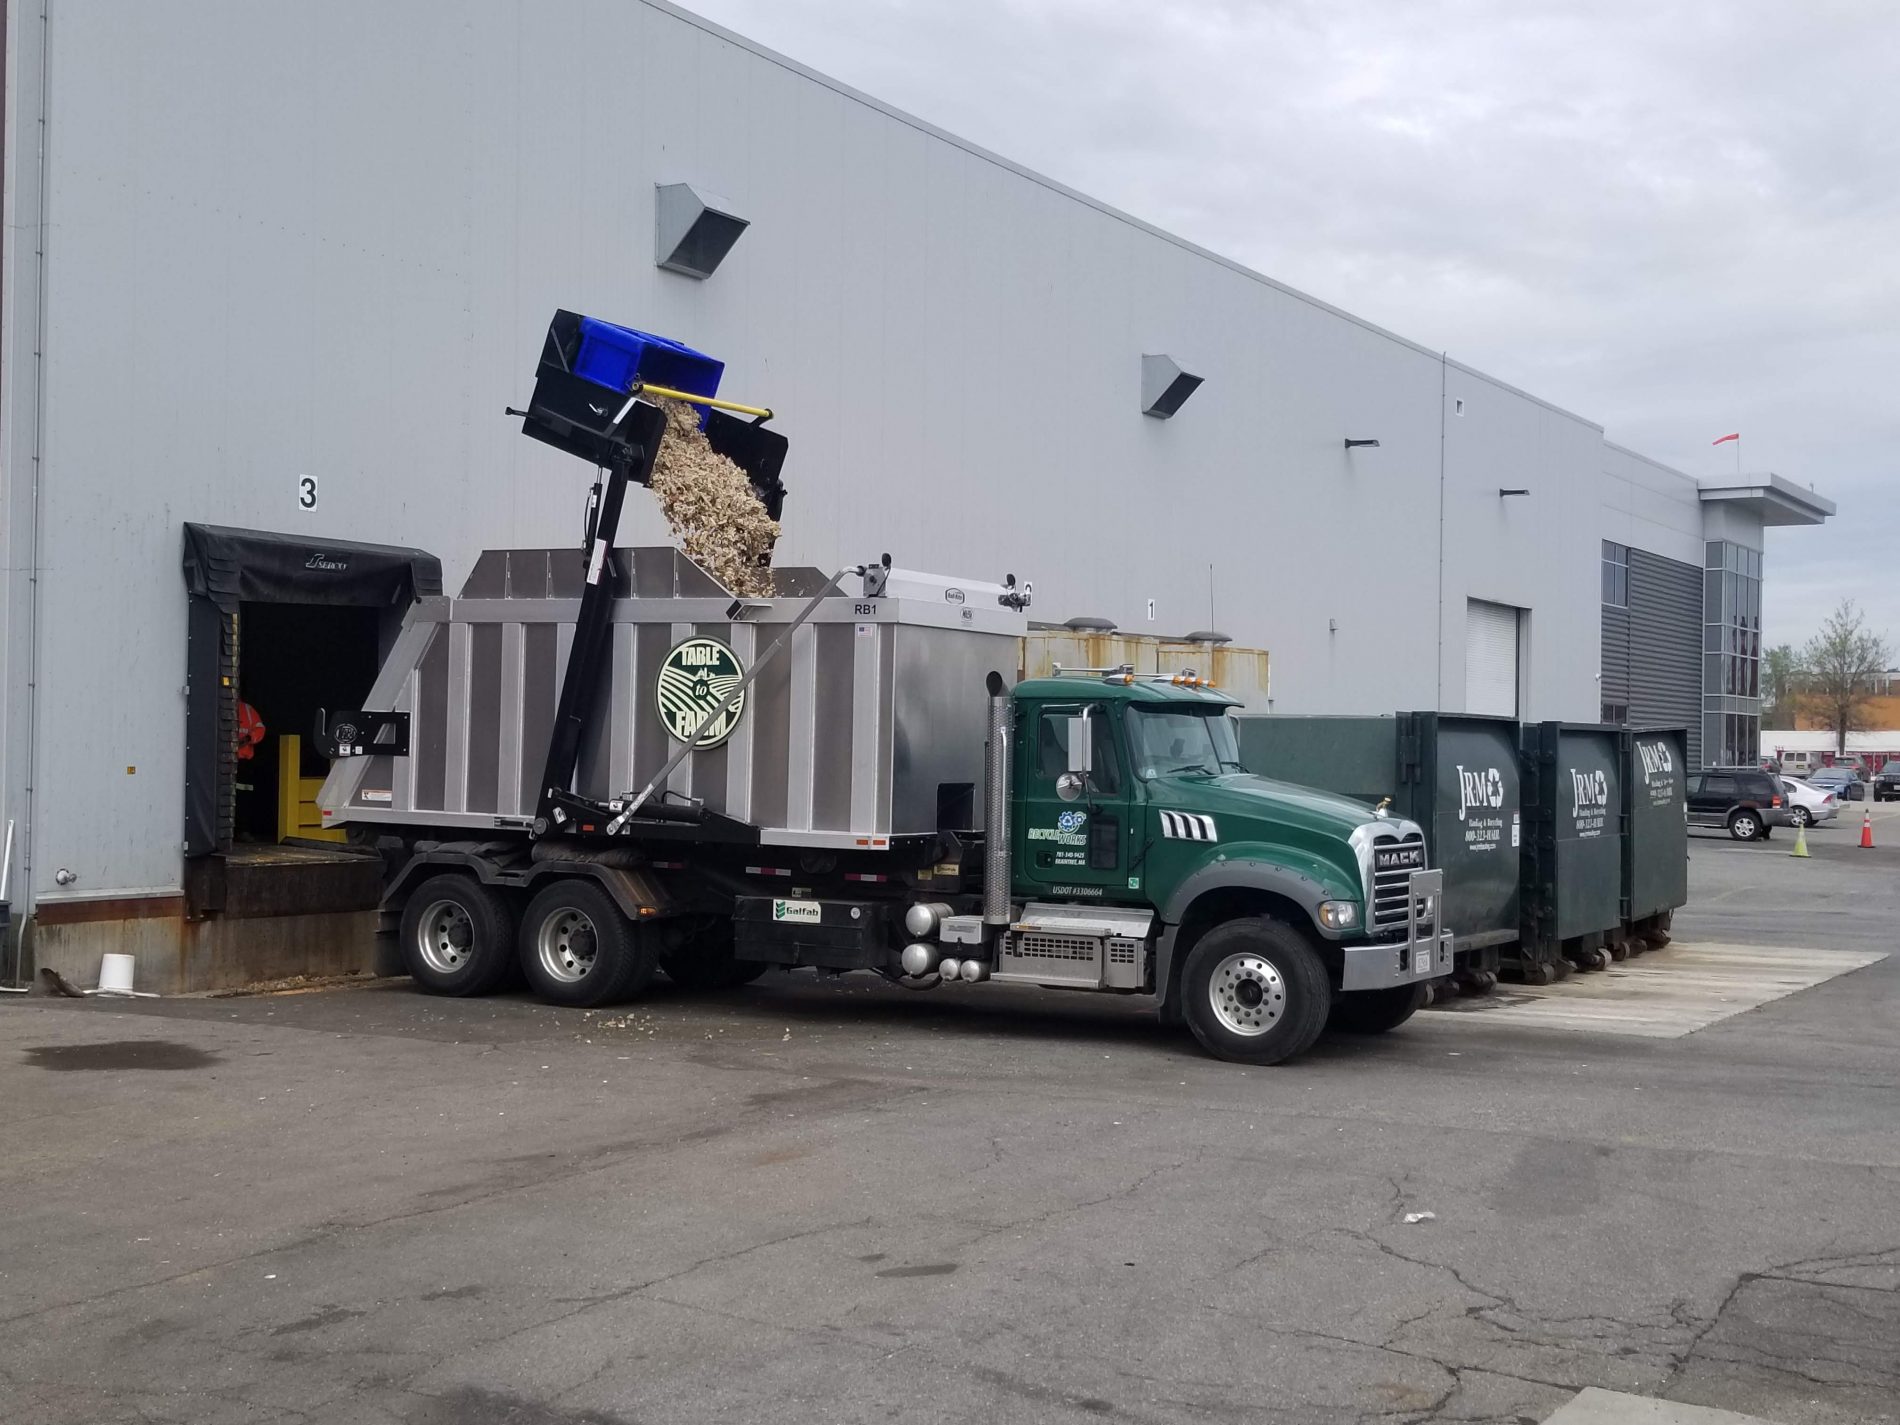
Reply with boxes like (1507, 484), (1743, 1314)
(983, 671), (1012, 930)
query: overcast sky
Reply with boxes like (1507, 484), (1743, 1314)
(682, 0), (1896, 653)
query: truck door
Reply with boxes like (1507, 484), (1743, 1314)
(1015, 702), (1134, 898)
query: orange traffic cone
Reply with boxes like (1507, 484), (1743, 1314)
(1860, 811), (1874, 849)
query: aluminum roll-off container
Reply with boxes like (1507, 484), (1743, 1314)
(1234, 712), (1521, 981)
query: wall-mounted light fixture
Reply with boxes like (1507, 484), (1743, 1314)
(1499, 488), (1529, 497)
(1343, 438), (1380, 450)
(1141, 355), (1203, 418)
(655, 183), (749, 279)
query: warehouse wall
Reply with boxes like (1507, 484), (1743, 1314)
(2, 0), (1704, 906)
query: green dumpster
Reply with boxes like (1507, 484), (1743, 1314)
(1517, 722), (1625, 982)
(1235, 712), (1521, 988)
(1620, 726), (1689, 953)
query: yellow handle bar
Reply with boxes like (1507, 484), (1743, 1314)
(635, 382), (774, 421)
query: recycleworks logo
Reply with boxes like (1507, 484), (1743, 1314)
(656, 636), (746, 747)
(1455, 765), (1505, 821)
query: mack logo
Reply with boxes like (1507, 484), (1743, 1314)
(1637, 741), (1675, 781)
(656, 636), (746, 747)
(1570, 768), (1610, 815)
(943, 587), (966, 606)
(1455, 765), (1505, 821)
(1375, 843), (1425, 874)
(305, 552), (349, 572)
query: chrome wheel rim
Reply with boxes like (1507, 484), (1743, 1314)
(416, 900), (476, 975)
(1734, 815), (1758, 838)
(1792, 808), (1810, 827)
(536, 907), (598, 984)
(1208, 952), (1286, 1037)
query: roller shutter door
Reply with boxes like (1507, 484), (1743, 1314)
(1465, 599), (1520, 716)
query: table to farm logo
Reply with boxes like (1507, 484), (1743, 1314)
(655, 636), (746, 747)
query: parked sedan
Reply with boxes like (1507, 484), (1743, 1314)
(1874, 764), (1900, 801)
(1778, 777), (1840, 828)
(1805, 766), (1866, 801)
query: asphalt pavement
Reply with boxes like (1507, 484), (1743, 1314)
(2, 809), (1896, 1424)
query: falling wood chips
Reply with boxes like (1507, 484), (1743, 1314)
(647, 400), (779, 597)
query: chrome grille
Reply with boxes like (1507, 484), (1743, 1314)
(1370, 833), (1428, 930)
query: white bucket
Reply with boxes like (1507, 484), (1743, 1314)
(95, 953), (138, 997)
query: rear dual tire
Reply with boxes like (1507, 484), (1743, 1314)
(519, 880), (657, 1007)
(1181, 917), (1332, 1065)
(399, 874), (517, 996)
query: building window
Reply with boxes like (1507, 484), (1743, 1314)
(1601, 541), (1629, 607)
(1601, 699), (1629, 726)
(1701, 540), (1762, 766)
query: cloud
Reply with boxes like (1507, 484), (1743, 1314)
(681, 0), (1899, 646)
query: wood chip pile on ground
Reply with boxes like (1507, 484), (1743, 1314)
(647, 400), (780, 597)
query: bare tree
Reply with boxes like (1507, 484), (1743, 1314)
(1799, 601), (1891, 755)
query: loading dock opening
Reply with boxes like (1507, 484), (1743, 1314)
(180, 524), (440, 919)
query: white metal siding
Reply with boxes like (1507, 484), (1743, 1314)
(1465, 600), (1520, 717)
(0, 0), (1758, 904)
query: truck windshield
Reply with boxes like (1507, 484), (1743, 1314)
(1128, 707), (1243, 779)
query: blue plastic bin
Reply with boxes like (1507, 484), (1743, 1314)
(573, 318), (724, 400)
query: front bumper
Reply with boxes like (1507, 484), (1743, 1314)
(1340, 868), (1454, 990)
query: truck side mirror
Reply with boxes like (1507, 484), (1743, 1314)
(1066, 715), (1093, 775)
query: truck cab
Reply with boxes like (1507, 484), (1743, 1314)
(997, 672), (1453, 1062)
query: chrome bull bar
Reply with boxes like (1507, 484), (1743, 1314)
(1340, 867), (1454, 991)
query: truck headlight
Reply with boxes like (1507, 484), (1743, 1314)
(1317, 900), (1359, 930)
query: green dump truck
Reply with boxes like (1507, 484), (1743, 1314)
(316, 312), (1454, 1066)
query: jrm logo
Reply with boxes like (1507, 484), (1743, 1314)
(1638, 741), (1674, 780)
(1570, 768), (1610, 816)
(1455, 765), (1505, 821)
(656, 636), (746, 747)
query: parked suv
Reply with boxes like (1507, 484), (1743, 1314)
(1874, 764), (1900, 802)
(1688, 767), (1791, 841)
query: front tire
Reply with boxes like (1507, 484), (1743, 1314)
(1180, 917), (1331, 1065)
(1728, 810), (1763, 841)
(1329, 982), (1426, 1035)
(518, 880), (656, 1007)
(398, 874), (517, 997)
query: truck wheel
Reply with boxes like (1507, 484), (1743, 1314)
(399, 874), (516, 997)
(660, 918), (766, 992)
(1328, 983), (1426, 1035)
(1180, 917), (1330, 1065)
(518, 880), (655, 1007)
(1728, 810), (1762, 841)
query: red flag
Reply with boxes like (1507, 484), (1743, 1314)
(1712, 433), (1739, 445)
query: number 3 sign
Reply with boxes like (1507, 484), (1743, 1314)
(297, 474), (319, 511)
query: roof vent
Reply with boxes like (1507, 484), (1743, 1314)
(1183, 630), (1232, 645)
(655, 183), (749, 279)
(1141, 354), (1203, 419)
(1064, 616), (1117, 633)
